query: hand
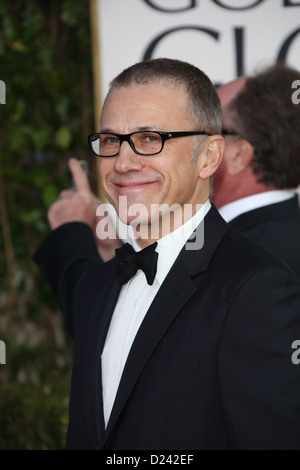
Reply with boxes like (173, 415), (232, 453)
(48, 158), (121, 261)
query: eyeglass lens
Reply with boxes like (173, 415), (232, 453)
(91, 131), (163, 156)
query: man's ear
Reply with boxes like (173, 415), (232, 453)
(227, 139), (254, 176)
(198, 135), (225, 180)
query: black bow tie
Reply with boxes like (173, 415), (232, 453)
(115, 242), (158, 286)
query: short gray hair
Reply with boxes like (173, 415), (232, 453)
(103, 58), (222, 136)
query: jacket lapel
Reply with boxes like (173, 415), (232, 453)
(88, 271), (121, 441)
(102, 205), (228, 446)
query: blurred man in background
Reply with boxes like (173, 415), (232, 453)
(213, 64), (300, 277)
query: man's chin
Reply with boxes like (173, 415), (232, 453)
(118, 212), (150, 228)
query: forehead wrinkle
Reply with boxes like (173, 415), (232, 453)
(100, 125), (166, 134)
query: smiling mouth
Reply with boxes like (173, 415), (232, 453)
(113, 181), (158, 191)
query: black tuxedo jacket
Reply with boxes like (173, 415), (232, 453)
(34, 205), (300, 450)
(228, 195), (300, 278)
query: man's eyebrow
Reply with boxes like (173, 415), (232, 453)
(99, 125), (161, 134)
(99, 128), (115, 134)
(136, 125), (160, 132)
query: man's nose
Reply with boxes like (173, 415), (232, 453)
(113, 141), (143, 173)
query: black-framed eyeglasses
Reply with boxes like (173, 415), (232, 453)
(88, 130), (212, 157)
(221, 128), (239, 136)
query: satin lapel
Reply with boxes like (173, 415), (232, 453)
(98, 277), (122, 355)
(103, 205), (228, 446)
(95, 273), (122, 440)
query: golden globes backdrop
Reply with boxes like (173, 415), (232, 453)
(90, 0), (300, 117)
(89, 0), (300, 196)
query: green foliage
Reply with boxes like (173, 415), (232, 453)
(0, 382), (70, 450)
(0, 0), (95, 449)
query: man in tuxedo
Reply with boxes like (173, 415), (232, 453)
(212, 64), (300, 277)
(34, 58), (300, 450)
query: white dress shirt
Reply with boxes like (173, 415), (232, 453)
(101, 200), (211, 427)
(218, 190), (295, 223)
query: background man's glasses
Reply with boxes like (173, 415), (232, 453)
(221, 128), (256, 152)
(88, 130), (211, 157)
(221, 128), (239, 136)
